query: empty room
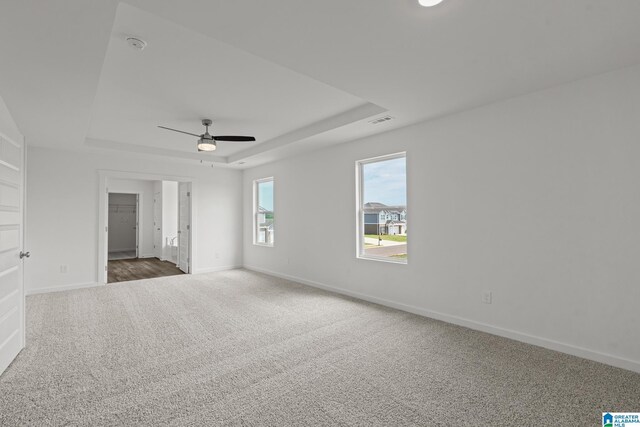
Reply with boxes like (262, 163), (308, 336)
(1, 1), (639, 425)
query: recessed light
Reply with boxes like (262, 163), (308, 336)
(126, 37), (147, 51)
(418, 0), (444, 7)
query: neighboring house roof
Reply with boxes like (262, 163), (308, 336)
(258, 206), (273, 214)
(363, 202), (406, 215)
(364, 202), (388, 208)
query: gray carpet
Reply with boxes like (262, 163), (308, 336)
(1, 270), (638, 426)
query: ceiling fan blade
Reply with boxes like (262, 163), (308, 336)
(158, 126), (201, 138)
(212, 135), (256, 142)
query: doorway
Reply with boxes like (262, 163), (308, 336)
(101, 176), (192, 284)
(108, 193), (138, 261)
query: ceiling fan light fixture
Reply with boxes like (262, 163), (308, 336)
(418, 0), (444, 6)
(197, 138), (216, 151)
(158, 118), (254, 152)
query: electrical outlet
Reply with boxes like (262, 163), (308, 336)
(60, 265), (68, 274)
(482, 291), (492, 304)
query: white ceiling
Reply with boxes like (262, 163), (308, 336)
(87, 4), (378, 159)
(1, 0), (640, 168)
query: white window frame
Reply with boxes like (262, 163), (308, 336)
(253, 177), (274, 247)
(356, 152), (407, 264)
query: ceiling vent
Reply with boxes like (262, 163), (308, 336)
(368, 115), (394, 125)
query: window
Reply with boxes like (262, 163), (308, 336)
(254, 177), (274, 246)
(357, 153), (407, 263)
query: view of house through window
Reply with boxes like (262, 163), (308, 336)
(255, 178), (274, 245)
(358, 154), (407, 262)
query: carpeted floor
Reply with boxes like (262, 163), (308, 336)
(0, 270), (638, 426)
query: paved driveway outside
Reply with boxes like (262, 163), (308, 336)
(364, 244), (407, 257)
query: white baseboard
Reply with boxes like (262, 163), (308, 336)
(139, 254), (156, 259)
(194, 265), (242, 275)
(244, 265), (640, 374)
(26, 282), (102, 296)
(108, 248), (135, 253)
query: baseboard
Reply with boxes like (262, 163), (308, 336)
(108, 248), (135, 253)
(194, 265), (242, 275)
(244, 265), (640, 374)
(139, 254), (155, 259)
(26, 282), (102, 296)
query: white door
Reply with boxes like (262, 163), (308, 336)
(177, 183), (190, 273)
(153, 191), (161, 259)
(135, 195), (139, 258)
(0, 132), (24, 376)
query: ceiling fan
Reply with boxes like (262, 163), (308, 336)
(158, 119), (255, 152)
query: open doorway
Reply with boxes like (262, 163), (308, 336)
(104, 178), (189, 284)
(108, 193), (138, 260)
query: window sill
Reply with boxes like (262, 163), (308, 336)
(253, 243), (274, 248)
(357, 255), (407, 265)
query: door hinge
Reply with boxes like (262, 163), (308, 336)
(187, 192), (190, 197)
(106, 187), (109, 194)
(105, 266), (107, 271)
(105, 226), (108, 232)
(186, 225), (190, 230)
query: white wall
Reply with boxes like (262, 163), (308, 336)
(107, 178), (156, 257)
(0, 95), (21, 145)
(243, 64), (640, 372)
(26, 147), (243, 293)
(108, 193), (137, 252)
(162, 181), (178, 262)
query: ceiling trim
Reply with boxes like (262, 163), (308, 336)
(227, 102), (387, 164)
(85, 101), (386, 165)
(85, 137), (228, 164)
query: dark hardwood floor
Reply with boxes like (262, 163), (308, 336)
(108, 257), (184, 283)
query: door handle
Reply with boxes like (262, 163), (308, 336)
(20, 251), (30, 259)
